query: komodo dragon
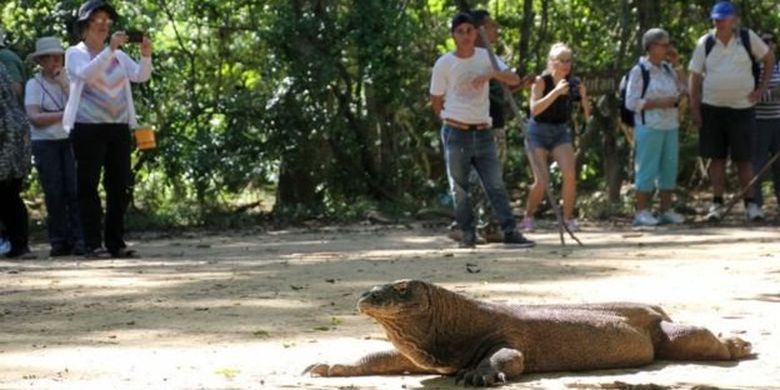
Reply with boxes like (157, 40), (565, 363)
(305, 279), (752, 387)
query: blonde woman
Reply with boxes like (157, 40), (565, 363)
(522, 43), (590, 232)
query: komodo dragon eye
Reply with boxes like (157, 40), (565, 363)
(393, 282), (409, 296)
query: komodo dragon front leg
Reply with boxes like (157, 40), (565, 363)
(304, 350), (438, 377)
(455, 347), (525, 387)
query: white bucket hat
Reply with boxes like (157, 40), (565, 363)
(26, 37), (65, 61)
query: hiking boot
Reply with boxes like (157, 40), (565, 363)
(633, 210), (659, 226)
(658, 210), (685, 225)
(705, 203), (723, 222)
(745, 202), (764, 222)
(503, 231), (535, 248)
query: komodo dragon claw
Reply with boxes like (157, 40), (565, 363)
(455, 368), (507, 387)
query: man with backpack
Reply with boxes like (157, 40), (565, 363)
(688, 1), (775, 222)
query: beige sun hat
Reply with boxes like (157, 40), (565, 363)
(26, 36), (65, 61)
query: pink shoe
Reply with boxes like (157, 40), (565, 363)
(565, 219), (580, 232)
(521, 216), (535, 232)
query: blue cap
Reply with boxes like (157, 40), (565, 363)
(710, 1), (736, 20)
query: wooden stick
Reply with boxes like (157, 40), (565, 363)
(478, 27), (583, 246)
(721, 151), (780, 216)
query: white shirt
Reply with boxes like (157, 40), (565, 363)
(625, 57), (682, 130)
(430, 48), (508, 126)
(63, 42), (152, 132)
(24, 74), (69, 140)
(688, 28), (769, 109)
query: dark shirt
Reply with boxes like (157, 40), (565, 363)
(533, 74), (572, 124)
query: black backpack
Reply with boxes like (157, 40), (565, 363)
(704, 27), (760, 87)
(618, 61), (674, 127)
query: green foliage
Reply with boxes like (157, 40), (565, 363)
(3, 0), (779, 225)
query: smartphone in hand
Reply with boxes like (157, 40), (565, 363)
(127, 30), (145, 43)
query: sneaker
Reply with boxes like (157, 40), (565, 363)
(745, 202), (764, 222)
(83, 247), (111, 259)
(0, 238), (10, 256)
(658, 210), (685, 225)
(705, 203), (723, 222)
(503, 231), (535, 248)
(49, 245), (73, 257)
(6, 246), (36, 259)
(564, 219), (580, 232)
(520, 216), (535, 232)
(447, 230), (486, 245)
(633, 210), (659, 226)
(459, 232), (477, 249)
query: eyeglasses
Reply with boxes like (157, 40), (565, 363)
(763, 37), (776, 44)
(90, 17), (114, 26)
(556, 58), (573, 64)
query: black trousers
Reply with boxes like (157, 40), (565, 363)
(0, 178), (29, 251)
(70, 123), (131, 252)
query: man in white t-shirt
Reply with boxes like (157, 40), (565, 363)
(430, 12), (533, 249)
(688, 1), (775, 222)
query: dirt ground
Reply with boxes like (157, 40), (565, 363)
(1, 219), (779, 390)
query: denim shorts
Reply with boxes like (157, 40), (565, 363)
(527, 119), (573, 151)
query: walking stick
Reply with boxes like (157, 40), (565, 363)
(720, 152), (780, 216)
(478, 28), (583, 246)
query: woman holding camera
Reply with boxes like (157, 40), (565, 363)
(64, 0), (152, 258)
(522, 43), (590, 232)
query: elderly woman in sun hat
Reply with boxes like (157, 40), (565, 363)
(64, 0), (153, 258)
(24, 36), (85, 257)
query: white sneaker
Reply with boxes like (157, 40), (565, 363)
(705, 203), (723, 222)
(658, 210), (685, 225)
(745, 202), (764, 222)
(0, 237), (10, 256)
(633, 210), (659, 226)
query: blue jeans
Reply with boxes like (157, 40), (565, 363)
(634, 126), (679, 192)
(441, 125), (516, 235)
(752, 118), (780, 207)
(32, 139), (84, 249)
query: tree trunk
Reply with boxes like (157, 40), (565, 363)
(517, 0), (535, 76)
(602, 0), (633, 204)
(637, 0), (661, 54)
(275, 147), (322, 213)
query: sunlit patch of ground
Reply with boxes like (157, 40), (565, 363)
(1, 223), (778, 389)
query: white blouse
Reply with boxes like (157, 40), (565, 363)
(625, 57), (683, 130)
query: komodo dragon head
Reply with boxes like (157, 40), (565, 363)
(355, 279), (496, 373)
(357, 279), (433, 319)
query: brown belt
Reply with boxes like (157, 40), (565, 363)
(444, 120), (490, 131)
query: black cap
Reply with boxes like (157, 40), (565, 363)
(450, 12), (475, 33)
(470, 10), (490, 26)
(75, 0), (119, 26)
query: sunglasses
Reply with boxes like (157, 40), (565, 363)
(763, 37), (776, 44)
